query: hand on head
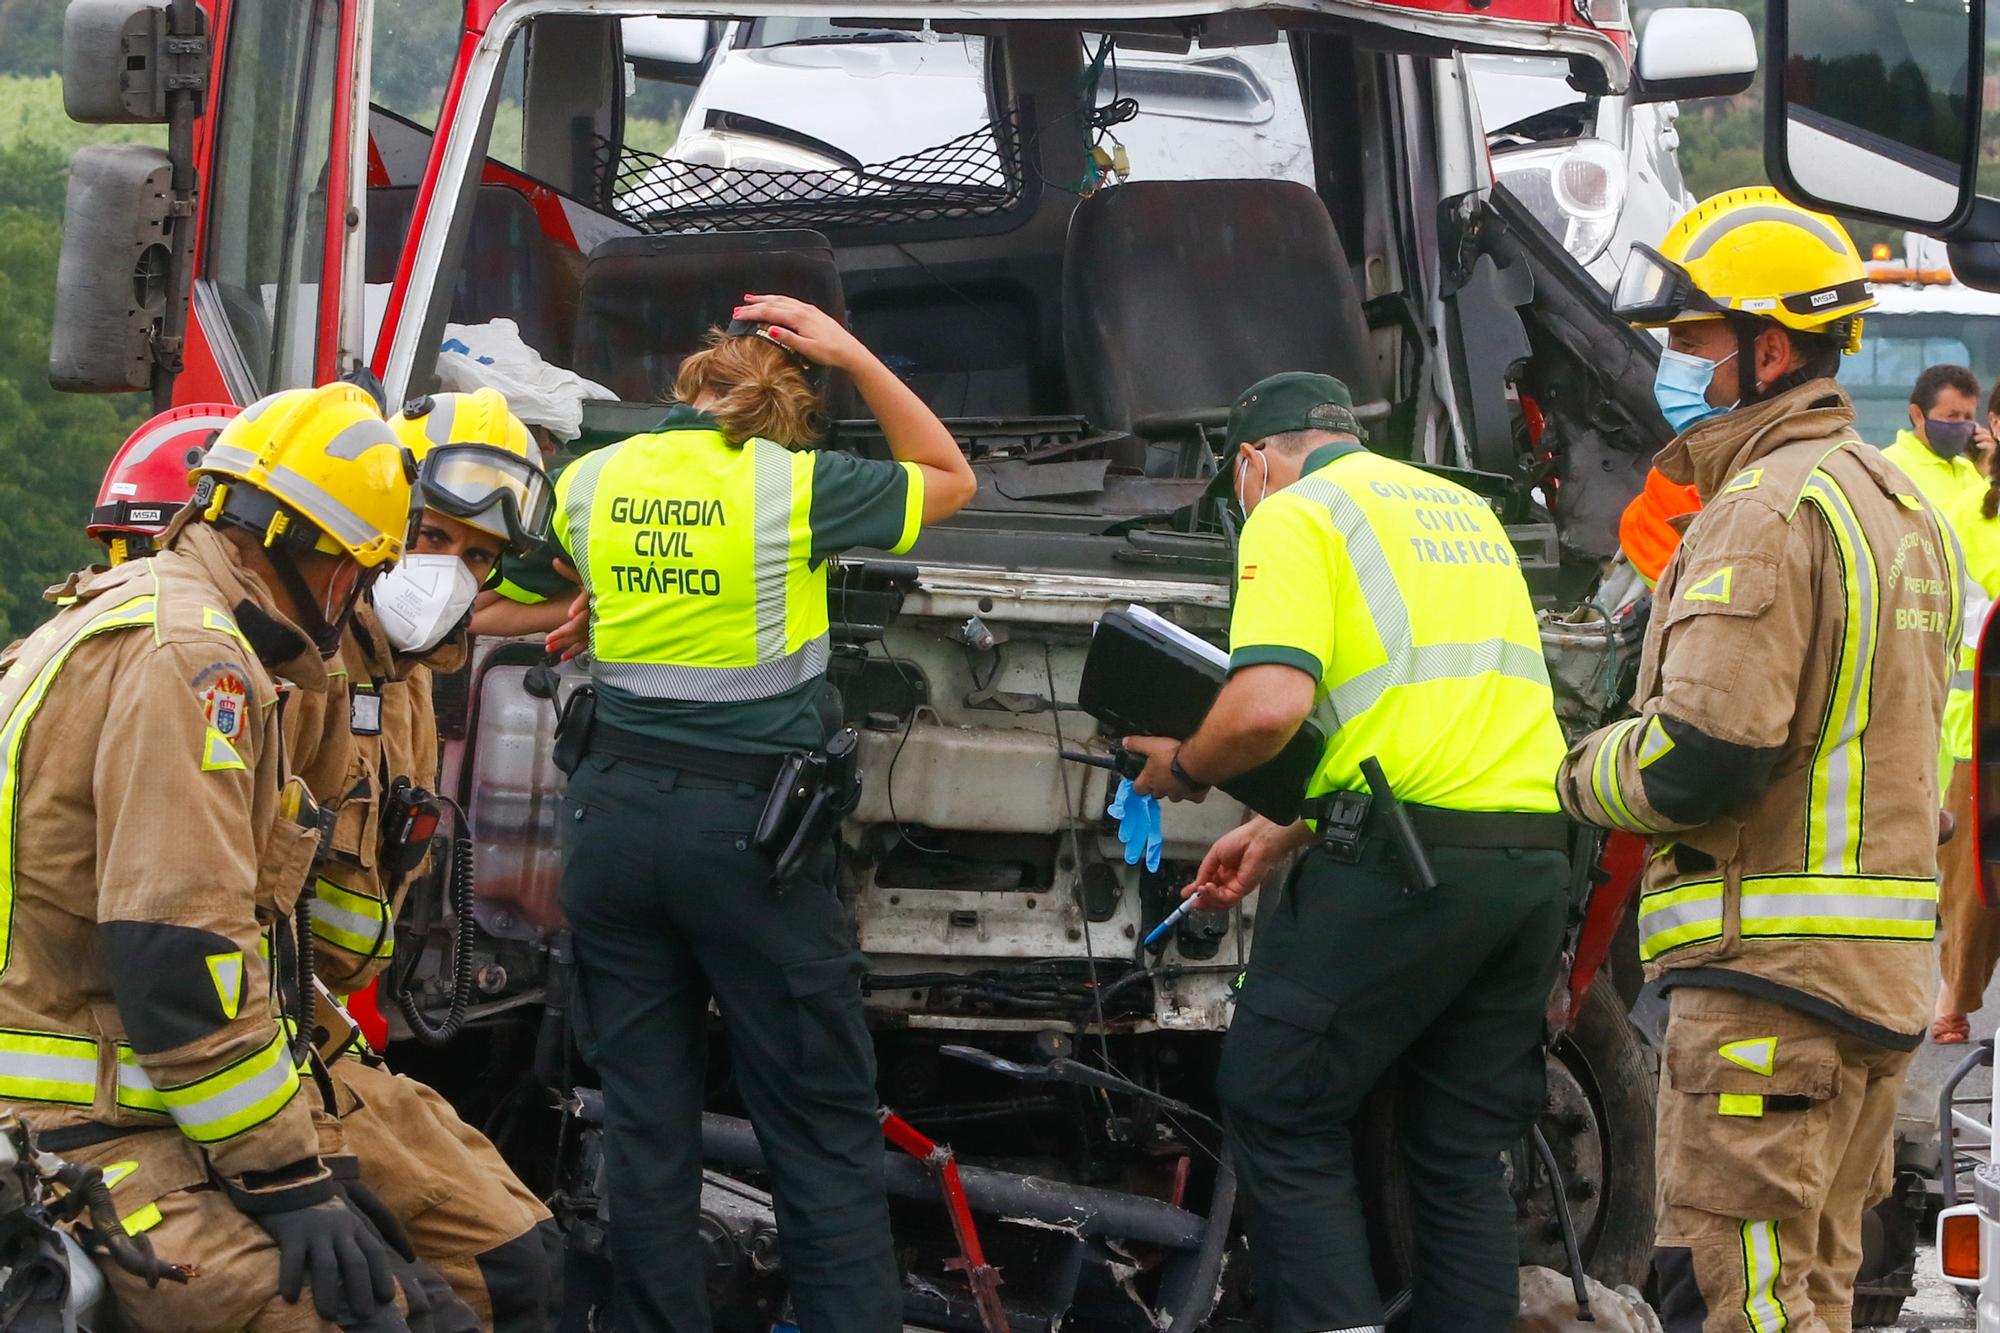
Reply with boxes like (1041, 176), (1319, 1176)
(732, 295), (868, 373)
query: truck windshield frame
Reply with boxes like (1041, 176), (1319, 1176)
(199, 0), (344, 395)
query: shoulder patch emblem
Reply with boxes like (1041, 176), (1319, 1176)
(1719, 1037), (1777, 1077)
(200, 727), (245, 773)
(191, 663), (249, 739)
(1683, 567), (1734, 604)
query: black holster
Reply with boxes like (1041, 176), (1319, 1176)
(754, 728), (863, 885)
(551, 685), (597, 776)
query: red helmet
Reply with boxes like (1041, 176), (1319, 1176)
(90, 403), (239, 557)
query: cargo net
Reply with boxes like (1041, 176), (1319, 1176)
(599, 112), (1025, 233)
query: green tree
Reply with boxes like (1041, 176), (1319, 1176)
(0, 0), (64, 78)
(0, 144), (145, 642)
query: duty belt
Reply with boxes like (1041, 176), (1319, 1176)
(1301, 795), (1570, 853)
(585, 724), (786, 788)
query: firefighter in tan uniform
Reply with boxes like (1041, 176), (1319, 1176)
(0, 384), (444, 1331)
(1563, 190), (1961, 1332)
(304, 390), (561, 1330)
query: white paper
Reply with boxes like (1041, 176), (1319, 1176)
(1124, 604), (1228, 670)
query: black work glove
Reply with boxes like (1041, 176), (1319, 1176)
(337, 1177), (417, 1263)
(237, 1185), (404, 1325)
(330, 1168), (479, 1333)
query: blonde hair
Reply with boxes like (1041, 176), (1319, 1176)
(672, 329), (825, 447)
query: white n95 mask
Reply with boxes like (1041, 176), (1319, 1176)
(373, 554), (480, 655)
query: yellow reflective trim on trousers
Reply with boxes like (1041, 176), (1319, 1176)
(0, 1029), (99, 1106)
(0, 590), (159, 979)
(121, 1201), (163, 1236)
(114, 1045), (169, 1116)
(1638, 875), (1939, 961)
(1740, 1219), (1788, 1331)
(1800, 475), (1876, 876)
(1591, 717), (1658, 834)
(309, 877), (395, 960)
(153, 1029), (299, 1142)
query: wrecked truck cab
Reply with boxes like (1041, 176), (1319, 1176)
(46, 0), (1719, 1327)
(370, 9), (1674, 1327)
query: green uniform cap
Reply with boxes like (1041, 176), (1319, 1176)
(1204, 373), (1369, 503)
(1226, 372), (1367, 448)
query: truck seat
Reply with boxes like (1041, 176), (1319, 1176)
(1060, 179), (1382, 436)
(571, 229), (846, 404)
(366, 185), (583, 365)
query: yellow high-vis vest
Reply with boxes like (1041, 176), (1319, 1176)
(552, 409), (922, 750)
(1228, 442), (1566, 813)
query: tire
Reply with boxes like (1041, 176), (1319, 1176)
(1358, 974), (1658, 1307)
(1850, 1292), (1907, 1329)
(1852, 1171), (1923, 1328)
(1555, 974), (1657, 1289)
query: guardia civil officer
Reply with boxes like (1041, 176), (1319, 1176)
(1125, 373), (1572, 1333)
(550, 296), (976, 1331)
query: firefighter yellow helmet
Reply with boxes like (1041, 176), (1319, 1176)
(192, 382), (416, 568)
(388, 389), (552, 556)
(1613, 187), (1873, 352)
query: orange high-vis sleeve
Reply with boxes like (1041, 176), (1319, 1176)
(1620, 467), (1703, 585)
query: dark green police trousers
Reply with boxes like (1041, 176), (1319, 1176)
(1218, 837), (1569, 1333)
(560, 751), (899, 1333)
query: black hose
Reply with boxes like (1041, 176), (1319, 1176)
(292, 898), (315, 1066)
(396, 825), (477, 1046)
(57, 1163), (191, 1286)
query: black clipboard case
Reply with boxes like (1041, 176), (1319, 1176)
(1077, 608), (1322, 824)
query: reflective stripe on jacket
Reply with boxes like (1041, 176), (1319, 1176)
(1228, 441), (1567, 813)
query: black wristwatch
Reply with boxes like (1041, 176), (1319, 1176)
(1170, 751), (1211, 794)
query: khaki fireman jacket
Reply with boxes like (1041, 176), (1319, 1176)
(1560, 381), (1960, 1046)
(304, 601), (459, 993)
(0, 524), (329, 1181)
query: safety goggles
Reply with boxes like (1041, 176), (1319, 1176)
(417, 443), (553, 556)
(1611, 245), (1732, 325)
(1614, 243), (1875, 326)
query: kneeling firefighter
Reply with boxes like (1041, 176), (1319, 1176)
(298, 388), (562, 1331)
(1561, 188), (1961, 1330)
(548, 296), (975, 1330)
(0, 383), (445, 1331)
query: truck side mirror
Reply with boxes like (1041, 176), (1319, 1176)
(63, 0), (207, 125)
(48, 145), (174, 394)
(1631, 8), (1757, 105)
(1764, 0), (1981, 233)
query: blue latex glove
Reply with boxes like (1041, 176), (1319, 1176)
(1107, 778), (1164, 873)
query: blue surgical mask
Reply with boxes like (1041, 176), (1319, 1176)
(1654, 347), (1739, 433)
